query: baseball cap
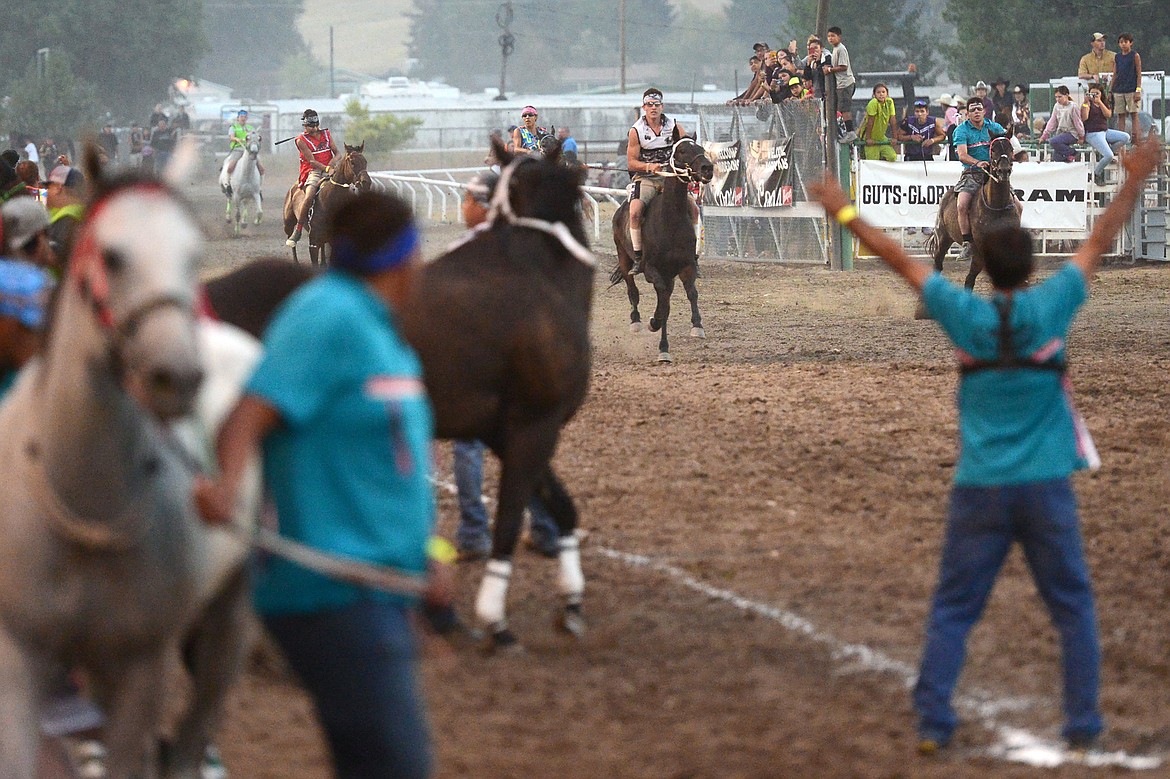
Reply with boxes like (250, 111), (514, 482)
(1091, 32), (1106, 41)
(788, 76), (802, 86)
(753, 42), (769, 50)
(0, 258), (53, 330)
(46, 165), (84, 189)
(2, 197), (50, 252)
(465, 171), (499, 205)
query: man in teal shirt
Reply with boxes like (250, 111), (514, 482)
(811, 133), (1163, 756)
(952, 97), (1022, 262)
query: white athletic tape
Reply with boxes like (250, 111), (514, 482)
(475, 558), (512, 627)
(596, 547), (1161, 771)
(557, 536), (584, 603)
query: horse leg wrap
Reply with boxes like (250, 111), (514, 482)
(630, 225), (642, 252)
(557, 535), (584, 607)
(475, 559), (512, 629)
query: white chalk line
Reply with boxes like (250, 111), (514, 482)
(430, 475), (1161, 769)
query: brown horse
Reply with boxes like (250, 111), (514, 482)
(927, 136), (1020, 290)
(611, 137), (714, 362)
(282, 142), (372, 266)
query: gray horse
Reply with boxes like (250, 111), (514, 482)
(220, 129), (264, 237)
(0, 159), (257, 778)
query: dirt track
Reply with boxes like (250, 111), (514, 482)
(188, 159), (1170, 778)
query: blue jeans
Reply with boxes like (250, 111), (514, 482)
(1048, 132), (1079, 162)
(913, 479), (1102, 745)
(263, 600), (433, 779)
(453, 439), (559, 553)
(1085, 129), (1130, 175)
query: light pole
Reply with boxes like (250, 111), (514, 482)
(495, 2), (514, 101)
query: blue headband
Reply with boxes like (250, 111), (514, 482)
(0, 258), (53, 329)
(331, 224), (420, 274)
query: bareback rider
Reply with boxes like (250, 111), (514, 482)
(225, 109), (265, 183)
(952, 97), (1022, 262)
(511, 106), (550, 155)
(626, 87), (698, 275)
(287, 109), (340, 246)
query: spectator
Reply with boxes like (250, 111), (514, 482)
(1, 150), (19, 169)
(823, 26), (857, 141)
(1082, 82), (1130, 185)
(936, 94), (961, 129)
(896, 98), (946, 161)
(752, 41), (770, 61)
(1078, 33), (1116, 84)
(0, 161), (24, 204)
(21, 135), (40, 174)
(148, 102), (168, 128)
(802, 37), (831, 100)
(44, 165), (85, 270)
(557, 126), (579, 162)
(972, 81), (994, 118)
(990, 78), (1012, 127)
(1110, 33), (1142, 139)
(129, 123), (145, 167)
(0, 258), (54, 396)
(97, 124), (119, 162)
(1010, 85), (1031, 139)
(14, 162), (40, 192)
(1, 197), (54, 272)
(861, 83), (898, 161)
(149, 118), (175, 173)
(172, 105), (191, 134)
(946, 102), (969, 161)
(197, 189), (436, 779)
(731, 55), (766, 104)
(785, 76), (808, 101)
(1038, 85), (1085, 163)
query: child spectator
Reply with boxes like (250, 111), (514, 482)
(861, 83), (898, 161)
(823, 27), (857, 140)
(1110, 34), (1142, 139)
(897, 99), (946, 161)
(1038, 85), (1085, 162)
(1010, 85), (1031, 139)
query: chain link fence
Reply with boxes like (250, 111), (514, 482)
(698, 102), (831, 265)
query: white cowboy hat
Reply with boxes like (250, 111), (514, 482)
(974, 80), (990, 91)
(936, 93), (954, 106)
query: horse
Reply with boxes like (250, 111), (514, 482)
(219, 130), (264, 237)
(927, 135), (1020, 290)
(610, 137), (714, 363)
(0, 150), (259, 779)
(282, 142), (372, 266)
(211, 138), (592, 651)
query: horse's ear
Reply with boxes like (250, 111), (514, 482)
(81, 138), (103, 187)
(491, 134), (512, 166)
(359, 141), (365, 153)
(545, 140), (562, 165)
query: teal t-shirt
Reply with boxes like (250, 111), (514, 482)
(952, 119), (1007, 167)
(247, 271), (435, 614)
(923, 263), (1089, 486)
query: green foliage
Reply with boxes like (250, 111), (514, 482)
(278, 52), (328, 99)
(4, 54), (101, 141)
(343, 99), (422, 158)
(0, 0), (206, 121)
(409, 0), (676, 92)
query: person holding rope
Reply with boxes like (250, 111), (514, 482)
(625, 87), (698, 275)
(952, 97), (1022, 262)
(225, 109), (265, 181)
(511, 106), (550, 155)
(198, 190), (435, 778)
(287, 108), (339, 246)
(811, 132), (1163, 757)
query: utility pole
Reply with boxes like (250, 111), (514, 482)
(36, 48), (49, 79)
(619, 0), (627, 94)
(495, 2), (514, 101)
(329, 26), (335, 99)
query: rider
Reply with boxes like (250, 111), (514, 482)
(626, 87), (698, 276)
(287, 108), (340, 246)
(225, 109), (264, 182)
(952, 96), (1022, 262)
(511, 106), (550, 155)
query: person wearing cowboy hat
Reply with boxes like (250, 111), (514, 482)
(936, 94), (961, 128)
(972, 81), (995, 119)
(287, 108), (340, 246)
(990, 78), (1012, 127)
(1078, 33), (1116, 84)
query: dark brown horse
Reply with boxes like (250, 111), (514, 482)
(208, 139), (592, 651)
(611, 138), (714, 362)
(928, 136), (1019, 290)
(282, 142), (373, 266)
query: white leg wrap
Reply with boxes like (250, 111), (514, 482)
(475, 559), (512, 627)
(630, 225), (642, 251)
(557, 536), (584, 605)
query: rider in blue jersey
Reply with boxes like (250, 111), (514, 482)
(511, 106), (550, 155)
(952, 97), (1022, 261)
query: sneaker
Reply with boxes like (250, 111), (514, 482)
(1093, 172), (1106, 186)
(957, 241), (973, 261)
(631, 250), (644, 276)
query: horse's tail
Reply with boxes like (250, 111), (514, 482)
(925, 226), (939, 257)
(608, 264), (626, 287)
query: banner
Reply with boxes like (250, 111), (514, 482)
(746, 137), (794, 208)
(703, 140), (743, 206)
(856, 160), (1090, 230)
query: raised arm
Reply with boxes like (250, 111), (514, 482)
(810, 175), (931, 291)
(1071, 133), (1162, 278)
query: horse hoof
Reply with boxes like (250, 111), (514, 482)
(629, 322), (643, 333)
(657, 352), (672, 364)
(255, 215), (263, 224)
(649, 318), (661, 332)
(690, 327), (706, 338)
(558, 604), (586, 638)
(481, 626), (522, 655)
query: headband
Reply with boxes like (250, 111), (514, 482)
(522, 105), (537, 115)
(643, 91), (663, 104)
(331, 224), (420, 275)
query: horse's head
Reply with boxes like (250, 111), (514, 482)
(341, 142), (373, 192)
(69, 146), (204, 420)
(245, 131), (262, 156)
(988, 136), (1014, 182)
(487, 134), (588, 248)
(669, 138), (714, 184)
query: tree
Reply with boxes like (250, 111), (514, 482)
(199, 0), (310, 100)
(343, 99), (423, 164)
(4, 54), (101, 142)
(278, 52), (328, 100)
(0, 0), (206, 122)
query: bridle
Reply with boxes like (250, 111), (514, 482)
(660, 137), (708, 183)
(327, 148), (372, 192)
(70, 184), (196, 373)
(980, 138), (1016, 211)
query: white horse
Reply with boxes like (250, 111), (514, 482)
(219, 130), (264, 237)
(0, 156), (259, 779)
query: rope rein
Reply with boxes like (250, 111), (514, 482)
(485, 156), (596, 267)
